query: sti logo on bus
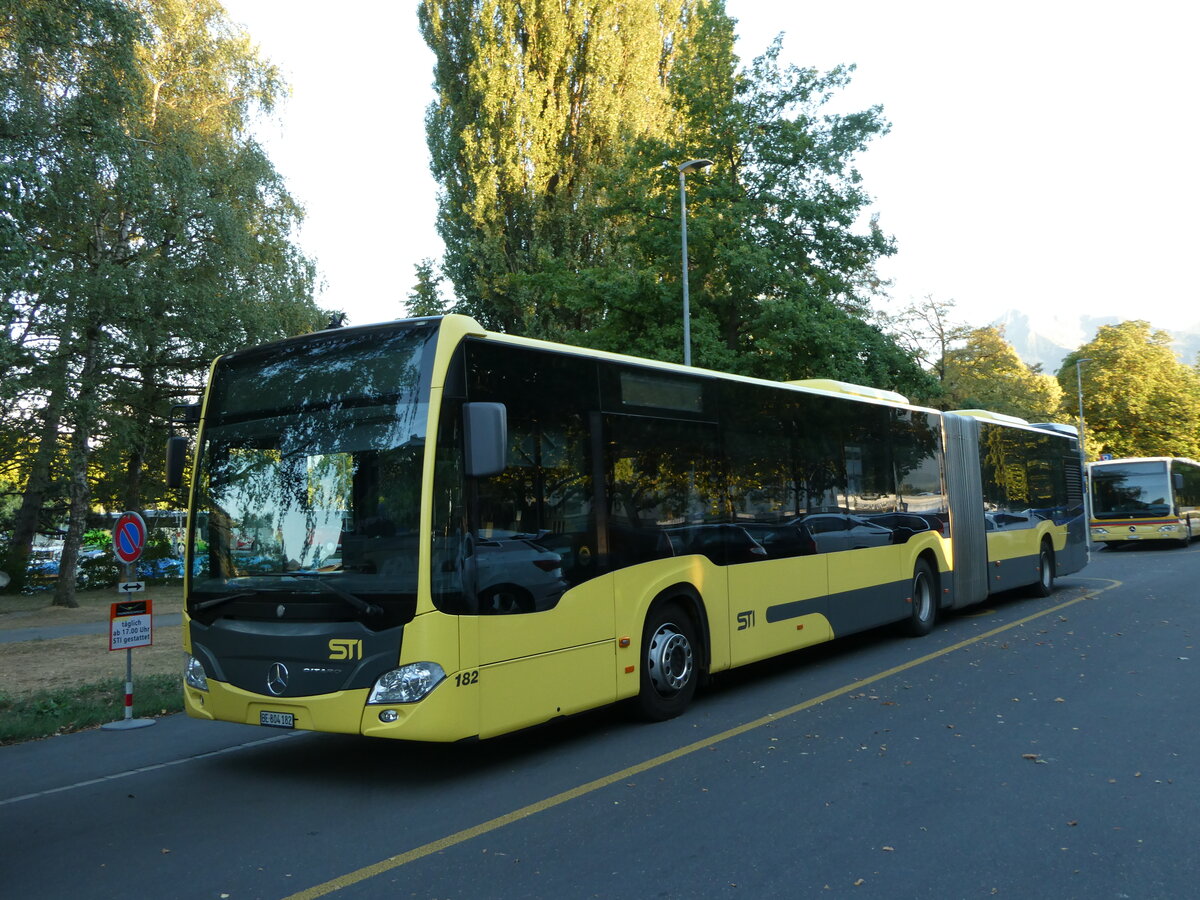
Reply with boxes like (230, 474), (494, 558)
(328, 639), (363, 660)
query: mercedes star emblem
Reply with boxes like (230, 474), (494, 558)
(266, 662), (289, 696)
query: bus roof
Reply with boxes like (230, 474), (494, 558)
(1089, 456), (1200, 467)
(948, 409), (1029, 426)
(228, 313), (1075, 430)
(444, 315), (934, 413)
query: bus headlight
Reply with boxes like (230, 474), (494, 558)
(368, 663), (445, 704)
(1092, 527), (1109, 535)
(185, 654), (209, 691)
(1158, 524), (1178, 532)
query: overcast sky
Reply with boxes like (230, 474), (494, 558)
(219, 0), (1200, 338)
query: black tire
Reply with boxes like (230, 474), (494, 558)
(901, 559), (937, 636)
(635, 602), (700, 721)
(1031, 542), (1055, 597)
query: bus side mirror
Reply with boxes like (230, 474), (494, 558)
(463, 402), (507, 478)
(166, 435), (190, 489)
(1174, 473), (1184, 491)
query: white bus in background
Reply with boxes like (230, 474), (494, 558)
(1088, 457), (1200, 547)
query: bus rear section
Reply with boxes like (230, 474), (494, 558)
(942, 412), (1088, 604)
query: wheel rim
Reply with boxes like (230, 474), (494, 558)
(1040, 551), (1052, 589)
(647, 622), (693, 695)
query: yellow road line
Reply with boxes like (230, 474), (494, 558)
(285, 578), (1120, 899)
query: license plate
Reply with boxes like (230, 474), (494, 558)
(259, 711), (295, 728)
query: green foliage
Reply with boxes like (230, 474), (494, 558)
(940, 326), (1064, 421)
(1059, 321), (1200, 461)
(406, 258), (448, 316)
(0, 674), (182, 745)
(1, 0), (327, 594)
(78, 553), (120, 589)
(419, 0), (928, 395)
(141, 526), (176, 561)
(82, 528), (110, 548)
(420, 0), (689, 333)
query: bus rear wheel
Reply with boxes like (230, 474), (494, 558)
(901, 560), (937, 637)
(1031, 542), (1055, 597)
(635, 602), (699, 721)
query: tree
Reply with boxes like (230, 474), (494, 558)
(418, 0), (689, 334)
(586, 6), (932, 396)
(420, 0), (933, 398)
(406, 258), (447, 317)
(940, 326), (1064, 421)
(88, 0), (322, 517)
(878, 294), (971, 384)
(1059, 321), (1200, 461)
(1, 0), (148, 597)
(0, 0), (324, 600)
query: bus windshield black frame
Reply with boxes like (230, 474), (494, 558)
(187, 321), (440, 627)
(1090, 459), (1173, 519)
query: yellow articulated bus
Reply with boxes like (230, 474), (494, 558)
(1088, 456), (1200, 547)
(166, 315), (1088, 741)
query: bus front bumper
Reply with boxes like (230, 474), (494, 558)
(1091, 522), (1185, 542)
(184, 675), (480, 742)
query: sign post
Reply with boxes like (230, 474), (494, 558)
(102, 512), (156, 731)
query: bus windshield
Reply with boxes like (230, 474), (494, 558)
(189, 322), (439, 620)
(1091, 460), (1172, 518)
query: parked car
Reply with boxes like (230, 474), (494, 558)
(866, 512), (942, 543)
(793, 513), (895, 553)
(663, 524), (769, 564)
(741, 521), (819, 558)
(984, 512), (1032, 531)
(464, 532), (568, 613)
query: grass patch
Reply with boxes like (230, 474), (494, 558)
(0, 673), (184, 745)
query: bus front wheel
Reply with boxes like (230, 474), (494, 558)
(635, 602), (699, 721)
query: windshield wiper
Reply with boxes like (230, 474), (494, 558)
(288, 573), (383, 617)
(192, 591), (258, 613)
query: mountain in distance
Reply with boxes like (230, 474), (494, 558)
(991, 309), (1200, 374)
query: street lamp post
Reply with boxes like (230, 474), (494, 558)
(1075, 357), (1092, 458)
(1076, 357), (1093, 550)
(676, 158), (712, 366)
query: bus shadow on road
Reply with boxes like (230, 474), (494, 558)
(1094, 541), (1193, 553)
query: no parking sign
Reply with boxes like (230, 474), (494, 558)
(103, 511), (157, 730)
(112, 511), (147, 565)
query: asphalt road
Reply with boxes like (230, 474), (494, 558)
(2, 543), (1196, 899)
